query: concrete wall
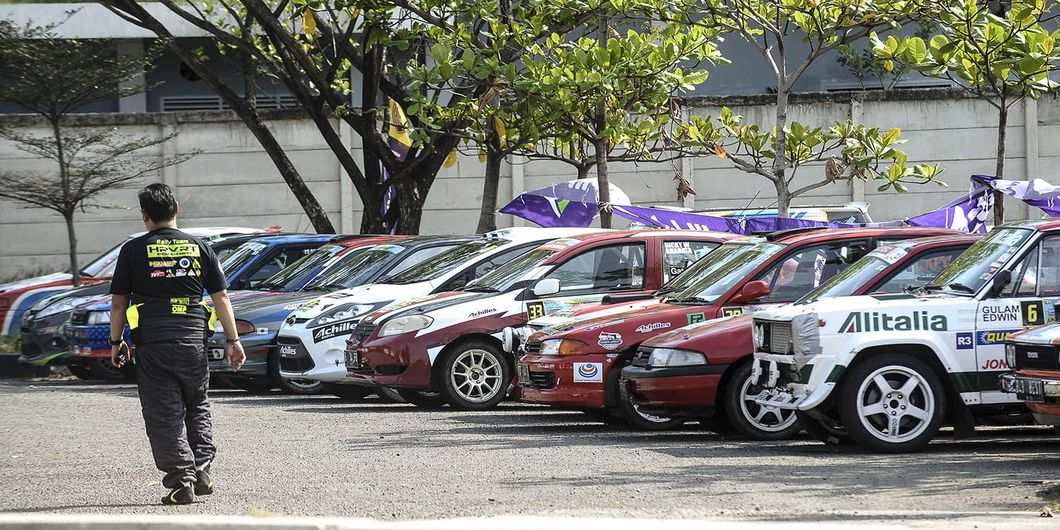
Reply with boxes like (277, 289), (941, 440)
(0, 90), (1056, 279)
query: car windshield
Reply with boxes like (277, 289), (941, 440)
(931, 227), (1034, 295)
(255, 243), (348, 292)
(464, 248), (558, 293)
(383, 239), (509, 284)
(667, 241), (784, 304)
(797, 250), (896, 304)
(80, 240), (126, 277)
(220, 240), (269, 275)
(304, 243), (407, 290)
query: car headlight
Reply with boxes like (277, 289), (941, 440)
(306, 303), (379, 329)
(537, 338), (589, 356)
(1005, 343), (1017, 369)
(378, 315), (433, 337)
(648, 348), (706, 367)
(87, 311), (110, 325)
(752, 322), (764, 350)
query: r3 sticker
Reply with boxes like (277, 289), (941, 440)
(526, 301), (546, 320)
(1021, 300), (1045, 326)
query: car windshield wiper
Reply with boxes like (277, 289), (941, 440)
(669, 296), (712, 304)
(946, 282), (976, 293)
(463, 285), (498, 293)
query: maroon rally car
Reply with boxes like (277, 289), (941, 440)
(518, 227), (961, 429)
(345, 230), (736, 410)
(622, 234), (979, 438)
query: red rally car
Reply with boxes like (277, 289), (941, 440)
(345, 230), (736, 410)
(622, 234), (979, 438)
(518, 227), (960, 429)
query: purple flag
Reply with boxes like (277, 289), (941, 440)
(975, 174), (1060, 217)
(500, 179), (632, 228)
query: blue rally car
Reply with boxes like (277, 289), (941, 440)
(61, 234), (341, 380)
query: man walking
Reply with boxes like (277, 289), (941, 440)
(109, 183), (246, 505)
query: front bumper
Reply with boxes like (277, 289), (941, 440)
(619, 364), (726, 417)
(750, 352), (837, 412)
(65, 323), (113, 359)
(207, 333), (271, 378)
(346, 334), (433, 389)
(517, 353), (611, 409)
(1000, 372), (1060, 406)
(277, 334), (347, 383)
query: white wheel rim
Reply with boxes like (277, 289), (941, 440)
(450, 349), (504, 404)
(287, 379), (322, 390)
(633, 403), (674, 424)
(855, 365), (935, 444)
(739, 375), (797, 433)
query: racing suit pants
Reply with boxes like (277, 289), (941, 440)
(135, 340), (216, 488)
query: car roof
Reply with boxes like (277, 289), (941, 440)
(881, 234), (981, 248)
(762, 226), (962, 246)
(1016, 219), (1060, 231)
(237, 233), (334, 245)
(537, 229), (736, 262)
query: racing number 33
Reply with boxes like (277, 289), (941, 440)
(1021, 300), (1045, 326)
(527, 301), (546, 320)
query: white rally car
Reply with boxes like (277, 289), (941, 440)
(276, 227), (594, 395)
(751, 220), (1060, 453)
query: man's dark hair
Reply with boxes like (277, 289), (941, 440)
(138, 183), (178, 222)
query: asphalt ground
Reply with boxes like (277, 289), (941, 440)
(2, 379), (1059, 528)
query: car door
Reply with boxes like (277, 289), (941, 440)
(234, 245), (319, 290)
(975, 235), (1060, 403)
(524, 242), (648, 320)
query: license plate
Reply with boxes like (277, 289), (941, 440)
(209, 348), (225, 361)
(1015, 377), (1045, 403)
(516, 362), (531, 386)
(279, 345), (297, 357)
(345, 349), (360, 368)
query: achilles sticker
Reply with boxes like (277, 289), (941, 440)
(526, 301), (546, 320)
(597, 332), (623, 350)
(1021, 300), (1045, 326)
(468, 308), (497, 318)
(634, 322), (671, 333)
(573, 362), (603, 383)
(687, 312), (706, 325)
(312, 321), (357, 343)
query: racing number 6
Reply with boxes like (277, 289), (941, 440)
(1021, 300), (1045, 326)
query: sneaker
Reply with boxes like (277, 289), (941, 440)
(195, 466), (214, 496)
(161, 484), (195, 505)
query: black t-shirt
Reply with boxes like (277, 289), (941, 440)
(110, 228), (228, 344)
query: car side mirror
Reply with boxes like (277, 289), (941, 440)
(730, 280), (770, 304)
(532, 278), (561, 297)
(986, 270), (1012, 298)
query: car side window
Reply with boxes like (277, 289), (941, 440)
(244, 246), (313, 288)
(1007, 236), (1060, 297)
(438, 244), (535, 292)
(543, 243), (646, 295)
(756, 240), (870, 303)
(1003, 244), (1039, 297)
(662, 241), (718, 283)
(873, 248), (964, 294)
(388, 245), (458, 277)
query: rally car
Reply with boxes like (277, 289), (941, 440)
(516, 227), (957, 429)
(17, 231), (266, 371)
(61, 233), (342, 380)
(1001, 322), (1060, 433)
(621, 235), (977, 437)
(751, 220), (1060, 452)
(345, 230), (734, 410)
(276, 228), (596, 399)
(0, 226), (266, 337)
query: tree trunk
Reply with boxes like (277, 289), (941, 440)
(577, 162), (593, 179)
(773, 84), (791, 218)
(64, 213), (81, 287)
(476, 131), (502, 233)
(993, 104), (1008, 226)
(394, 178), (428, 235)
(594, 14), (613, 229)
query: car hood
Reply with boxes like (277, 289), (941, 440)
(288, 282), (433, 319)
(528, 297), (663, 329)
(530, 302), (718, 355)
(0, 272), (73, 295)
(358, 291), (492, 326)
(230, 291), (323, 328)
(754, 293), (968, 331)
(1008, 322), (1060, 346)
(643, 313), (752, 350)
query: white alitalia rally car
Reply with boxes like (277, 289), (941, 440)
(276, 228), (593, 393)
(751, 221), (1060, 452)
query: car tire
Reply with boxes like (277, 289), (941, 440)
(326, 383), (372, 402)
(87, 358), (131, 381)
(439, 341), (512, 411)
(795, 411), (852, 445)
(395, 389), (447, 409)
(616, 381), (686, 431)
(376, 386), (405, 403)
(229, 376), (273, 394)
(581, 409), (625, 425)
(67, 363), (94, 380)
(722, 361), (801, 440)
(837, 353), (945, 453)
